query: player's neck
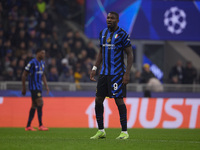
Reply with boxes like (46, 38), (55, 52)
(36, 56), (42, 62)
(108, 26), (118, 32)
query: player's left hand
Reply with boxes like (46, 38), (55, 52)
(90, 70), (96, 81)
(122, 72), (130, 85)
(46, 86), (50, 95)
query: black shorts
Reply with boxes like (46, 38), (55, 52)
(31, 90), (42, 101)
(96, 75), (126, 98)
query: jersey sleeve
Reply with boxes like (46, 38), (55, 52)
(25, 60), (34, 72)
(99, 30), (103, 47)
(122, 32), (131, 48)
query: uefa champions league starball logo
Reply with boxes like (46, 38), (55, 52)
(164, 6), (187, 34)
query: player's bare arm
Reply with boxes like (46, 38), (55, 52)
(123, 46), (133, 85)
(42, 73), (49, 95)
(90, 47), (103, 81)
(21, 70), (29, 95)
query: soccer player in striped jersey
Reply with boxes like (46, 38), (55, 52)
(22, 48), (49, 131)
(90, 12), (133, 139)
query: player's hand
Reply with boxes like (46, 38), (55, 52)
(122, 72), (130, 85)
(22, 88), (26, 96)
(90, 70), (96, 81)
(46, 86), (50, 95)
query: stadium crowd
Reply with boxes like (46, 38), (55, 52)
(0, 0), (96, 84)
(0, 0), (198, 85)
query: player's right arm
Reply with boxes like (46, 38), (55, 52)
(22, 61), (32, 95)
(21, 70), (29, 95)
(90, 47), (102, 81)
(90, 30), (103, 81)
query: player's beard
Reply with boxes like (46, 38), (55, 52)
(108, 22), (117, 32)
(38, 55), (44, 61)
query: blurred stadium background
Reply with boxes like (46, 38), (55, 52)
(0, 0), (200, 93)
(0, 0), (200, 129)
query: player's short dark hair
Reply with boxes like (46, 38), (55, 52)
(109, 11), (119, 20)
(36, 48), (45, 54)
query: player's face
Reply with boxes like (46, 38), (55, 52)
(38, 50), (45, 60)
(107, 13), (119, 29)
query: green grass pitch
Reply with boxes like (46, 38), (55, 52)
(0, 128), (200, 150)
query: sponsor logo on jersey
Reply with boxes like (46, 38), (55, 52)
(102, 44), (115, 49)
(36, 71), (43, 74)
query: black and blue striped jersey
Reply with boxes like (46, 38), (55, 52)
(25, 58), (45, 91)
(99, 27), (131, 75)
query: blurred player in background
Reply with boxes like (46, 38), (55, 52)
(22, 48), (49, 131)
(90, 12), (133, 139)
